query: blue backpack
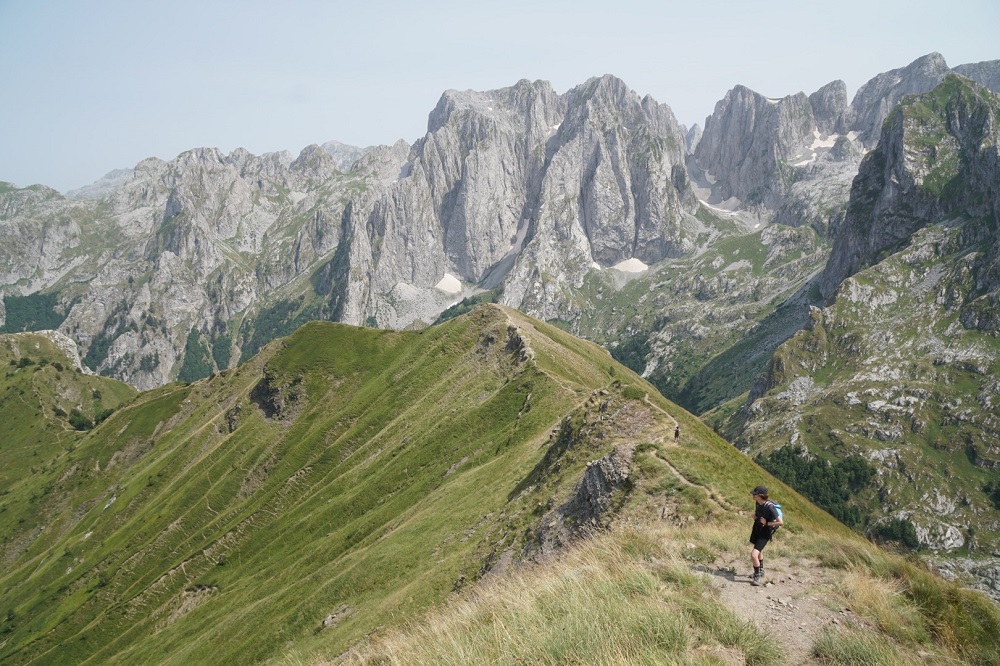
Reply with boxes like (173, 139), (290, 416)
(767, 501), (783, 529)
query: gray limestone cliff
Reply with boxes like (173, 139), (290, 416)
(693, 86), (816, 209)
(684, 124), (702, 154)
(0, 144), (366, 388)
(953, 59), (1000, 96)
(809, 80), (848, 135)
(842, 52), (952, 146)
(329, 75), (696, 326)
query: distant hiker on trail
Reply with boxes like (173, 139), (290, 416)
(748, 485), (782, 586)
(674, 426), (680, 442)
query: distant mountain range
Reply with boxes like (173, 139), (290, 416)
(2, 51), (999, 573)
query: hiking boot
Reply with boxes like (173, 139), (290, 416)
(751, 572), (762, 586)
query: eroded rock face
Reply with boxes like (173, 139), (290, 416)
(821, 75), (1000, 306)
(332, 75), (696, 325)
(729, 77), (1000, 564)
(953, 59), (1000, 96)
(694, 86), (816, 209)
(3, 56), (998, 391)
(1, 145), (360, 389)
(809, 80), (848, 135)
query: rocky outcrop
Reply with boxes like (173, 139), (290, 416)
(690, 54), (1000, 223)
(0, 142), (367, 388)
(501, 76), (695, 320)
(684, 123), (702, 154)
(809, 80), (848, 135)
(332, 75), (695, 325)
(65, 168), (135, 200)
(821, 75), (1000, 308)
(318, 140), (372, 172)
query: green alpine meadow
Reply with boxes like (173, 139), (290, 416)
(2, 306), (999, 665)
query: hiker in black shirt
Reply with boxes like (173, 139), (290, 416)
(749, 485), (781, 586)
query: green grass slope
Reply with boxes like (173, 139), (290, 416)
(0, 332), (136, 525)
(335, 522), (1000, 666)
(0, 305), (728, 664)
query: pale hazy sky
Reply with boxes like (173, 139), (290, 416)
(2, 0), (997, 193)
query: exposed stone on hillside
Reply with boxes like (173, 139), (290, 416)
(501, 75), (696, 321)
(730, 77), (1000, 564)
(694, 86), (816, 209)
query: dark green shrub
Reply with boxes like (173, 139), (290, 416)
(2, 292), (65, 332)
(178, 328), (213, 382)
(68, 409), (94, 431)
(983, 481), (1000, 511)
(872, 518), (920, 549)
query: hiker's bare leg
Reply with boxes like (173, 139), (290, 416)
(751, 548), (762, 568)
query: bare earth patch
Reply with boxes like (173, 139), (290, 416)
(694, 552), (862, 665)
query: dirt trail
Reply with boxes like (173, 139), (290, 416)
(629, 390), (858, 661)
(691, 550), (859, 665)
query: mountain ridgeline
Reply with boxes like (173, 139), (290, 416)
(0, 305), (789, 663)
(4, 53), (995, 392)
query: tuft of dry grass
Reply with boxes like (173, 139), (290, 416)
(838, 568), (929, 646)
(330, 525), (780, 666)
(812, 626), (906, 665)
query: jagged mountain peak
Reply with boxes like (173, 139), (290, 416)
(845, 51), (953, 145)
(573, 73), (635, 101)
(693, 81), (817, 209)
(563, 74), (681, 138)
(808, 79), (848, 134)
(427, 79), (561, 135)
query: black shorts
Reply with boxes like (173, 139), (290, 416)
(749, 526), (773, 551)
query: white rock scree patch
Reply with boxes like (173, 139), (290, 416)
(435, 273), (462, 293)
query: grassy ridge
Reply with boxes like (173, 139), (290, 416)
(334, 520), (1000, 666)
(0, 306), (673, 664)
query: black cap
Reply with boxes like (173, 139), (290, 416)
(750, 485), (768, 496)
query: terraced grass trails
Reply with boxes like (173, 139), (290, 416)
(0, 306), (665, 664)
